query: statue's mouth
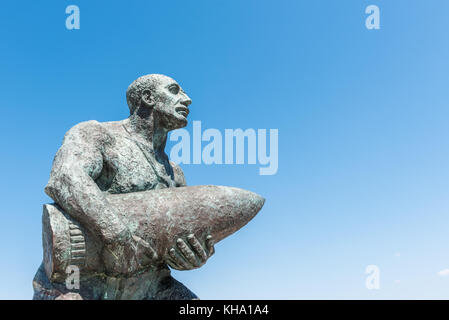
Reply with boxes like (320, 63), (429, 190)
(175, 106), (189, 118)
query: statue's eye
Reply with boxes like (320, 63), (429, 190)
(168, 84), (180, 94)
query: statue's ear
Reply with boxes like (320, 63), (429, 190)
(141, 89), (155, 108)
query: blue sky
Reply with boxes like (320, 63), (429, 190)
(1, 1), (449, 299)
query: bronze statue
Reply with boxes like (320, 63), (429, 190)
(33, 74), (264, 300)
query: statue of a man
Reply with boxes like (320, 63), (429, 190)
(34, 74), (215, 299)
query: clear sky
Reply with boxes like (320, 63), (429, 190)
(1, 1), (449, 299)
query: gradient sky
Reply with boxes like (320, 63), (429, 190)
(1, 1), (449, 299)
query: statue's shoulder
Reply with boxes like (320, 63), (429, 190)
(65, 120), (103, 135)
(62, 120), (112, 146)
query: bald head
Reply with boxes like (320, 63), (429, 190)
(126, 74), (174, 115)
(126, 74), (192, 130)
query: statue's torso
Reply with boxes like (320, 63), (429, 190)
(92, 121), (185, 194)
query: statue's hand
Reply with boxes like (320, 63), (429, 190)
(166, 234), (215, 271)
(103, 230), (159, 276)
(130, 234), (159, 266)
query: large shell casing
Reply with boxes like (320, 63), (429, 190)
(43, 185), (265, 281)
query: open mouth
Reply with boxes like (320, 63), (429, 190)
(175, 106), (189, 118)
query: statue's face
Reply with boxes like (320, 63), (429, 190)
(144, 75), (192, 131)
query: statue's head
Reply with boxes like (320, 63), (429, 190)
(126, 74), (192, 130)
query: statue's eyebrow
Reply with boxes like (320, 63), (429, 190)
(167, 83), (182, 94)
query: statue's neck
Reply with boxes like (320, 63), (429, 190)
(125, 111), (168, 155)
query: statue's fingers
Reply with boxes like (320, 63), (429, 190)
(133, 235), (158, 260)
(176, 238), (200, 267)
(166, 255), (184, 270)
(187, 234), (208, 263)
(144, 244), (158, 261)
(168, 247), (190, 270)
(167, 259), (183, 270)
(205, 235), (215, 256)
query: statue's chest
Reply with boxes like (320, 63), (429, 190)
(97, 138), (176, 193)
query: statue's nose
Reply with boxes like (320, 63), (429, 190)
(181, 97), (192, 107)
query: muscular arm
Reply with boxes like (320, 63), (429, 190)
(45, 121), (127, 245)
